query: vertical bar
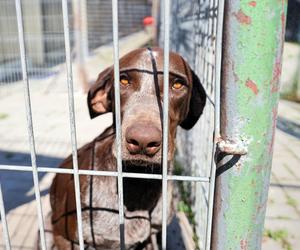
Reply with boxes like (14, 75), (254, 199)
(61, 1), (84, 249)
(111, 0), (125, 249)
(72, 0), (89, 58)
(14, 1), (47, 249)
(211, 0), (287, 249)
(205, 0), (225, 249)
(151, 0), (159, 45)
(162, 0), (170, 249)
(72, 0), (89, 92)
(0, 183), (11, 250)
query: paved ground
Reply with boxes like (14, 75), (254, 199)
(262, 100), (300, 250)
(0, 31), (299, 248)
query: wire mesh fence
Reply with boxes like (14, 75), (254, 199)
(0, 0), (224, 249)
(161, 0), (223, 248)
(0, 0), (151, 84)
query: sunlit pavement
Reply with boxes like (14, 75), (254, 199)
(263, 100), (300, 250)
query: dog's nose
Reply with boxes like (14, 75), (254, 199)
(125, 124), (162, 156)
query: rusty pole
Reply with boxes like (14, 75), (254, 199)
(212, 0), (287, 249)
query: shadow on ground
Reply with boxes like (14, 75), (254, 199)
(270, 183), (300, 190)
(0, 150), (63, 213)
(277, 116), (300, 140)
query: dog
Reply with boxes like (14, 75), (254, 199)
(48, 47), (206, 249)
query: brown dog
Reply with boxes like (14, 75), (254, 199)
(49, 48), (206, 249)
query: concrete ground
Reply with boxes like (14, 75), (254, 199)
(0, 31), (299, 248)
(262, 100), (300, 250)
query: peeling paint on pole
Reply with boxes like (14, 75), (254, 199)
(212, 0), (287, 249)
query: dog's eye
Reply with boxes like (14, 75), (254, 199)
(172, 80), (184, 90)
(120, 75), (130, 86)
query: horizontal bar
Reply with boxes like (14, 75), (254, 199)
(168, 175), (209, 182)
(0, 165), (32, 172)
(0, 165), (210, 182)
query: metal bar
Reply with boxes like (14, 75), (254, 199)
(167, 175), (209, 182)
(0, 183), (11, 250)
(162, 0), (170, 248)
(72, 0), (89, 92)
(0, 165), (210, 182)
(0, 165), (33, 172)
(205, 0), (225, 249)
(80, 170), (117, 176)
(123, 172), (162, 180)
(111, 0), (125, 248)
(61, 0), (84, 249)
(211, 0), (287, 249)
(14, 1), (47, 249)
(213, 0), (222, 138)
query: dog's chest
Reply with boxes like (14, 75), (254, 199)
(80, 176), (153, 248)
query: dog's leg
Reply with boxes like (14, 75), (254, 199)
(53, 234), (79, 250)
(150, 234), (159, 250)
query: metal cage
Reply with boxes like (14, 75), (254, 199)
(0, 0), (223, 249)
(0, 0), (287, 249)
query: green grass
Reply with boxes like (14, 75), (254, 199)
(264, 229), (292, 250)
(286, 195), (298, 208)
(276, 215), (292, 220)
(0, 113), (8, 120)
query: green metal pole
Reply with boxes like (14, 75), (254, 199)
(212, 0), (287, 249)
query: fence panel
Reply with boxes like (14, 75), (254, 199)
(163, 0), (223, 248)
(0, 0), (225, 249)
(0, 0), (151, 84)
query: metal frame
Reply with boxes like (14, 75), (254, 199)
(166, 0), (225, 248)
(0, 0), (220, 249)
(62, 0), (85, 248)
(161, 0), (170, 248)
(211, 0), (287, 249)
(15, 0), (47, 248)
(0, 183), (10, 249)
(205, 0), (225, 248)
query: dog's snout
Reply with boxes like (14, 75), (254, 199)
(125, 124), (162, 156)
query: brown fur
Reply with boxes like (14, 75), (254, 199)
(46, 48), (206, 249)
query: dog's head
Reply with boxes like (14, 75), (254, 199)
(87, 48), (206, 171)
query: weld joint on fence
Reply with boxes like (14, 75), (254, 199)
(217, 138), (248, 155)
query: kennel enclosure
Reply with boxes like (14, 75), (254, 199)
(0, 0), (287, 249)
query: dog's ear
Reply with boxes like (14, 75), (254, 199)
(180, 69), (207, 130)
(87, 66), (113, 119)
